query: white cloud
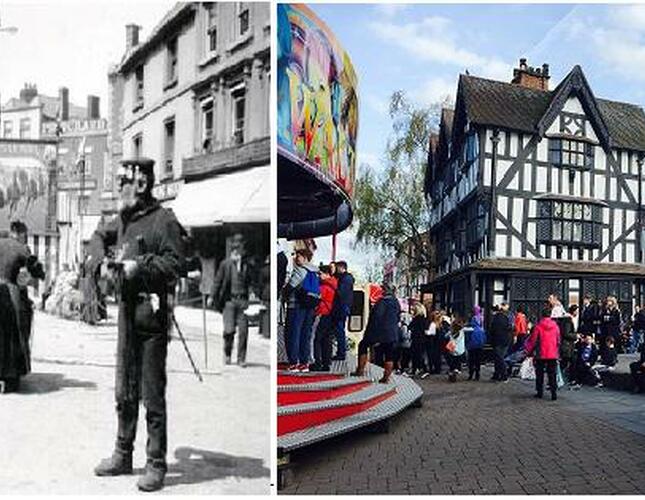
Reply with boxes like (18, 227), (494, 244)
(369, 16), (512, 81)
(374, 4), (409, 18)
(412, 77), (456, 107)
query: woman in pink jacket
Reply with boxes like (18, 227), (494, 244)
(524, 307), (561, 401)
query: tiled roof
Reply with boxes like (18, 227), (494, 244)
(460, 74), (645, 151)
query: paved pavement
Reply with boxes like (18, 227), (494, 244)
(0, 306), (271, 495)
(281, 363), (645, 495)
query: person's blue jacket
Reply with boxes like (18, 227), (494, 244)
(363, 294), (401, 344)
(466, 316), (487, 350)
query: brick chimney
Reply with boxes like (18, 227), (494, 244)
(511, 58), (550, 91)
(87, 95), (100, 119)
(19, 83), (38, 103)
(125, 24), (141, 51)
(58, 86), (69, 121)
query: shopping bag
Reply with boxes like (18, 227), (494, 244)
(519, 357), (535, 380)
(445, 339), (457, 353)
(556, 362), (565, 388)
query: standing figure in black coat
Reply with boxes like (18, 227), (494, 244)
(351, 283), (401, 383)
(91, 158), (184, 492)
(489, 304), (513, 381)
(600, 295), (622, 350)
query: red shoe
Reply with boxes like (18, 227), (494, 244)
(287, 364), (299, 372)
(298, 364), (310, 373)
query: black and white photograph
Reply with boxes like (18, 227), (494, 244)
(0, 1), (270, 494)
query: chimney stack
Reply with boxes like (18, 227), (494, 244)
(126, 24), (141, 51)
(87, 95), (100, 119)
(59, 86), (69, 121)
(19, 83), (38, 103)
(511, 58), (550, 91)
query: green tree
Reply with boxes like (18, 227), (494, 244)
(354, 91), (444, 271)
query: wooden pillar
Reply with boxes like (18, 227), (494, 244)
(488, 129), (500, 257)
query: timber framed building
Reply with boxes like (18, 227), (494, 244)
(425, 59), (645, 323)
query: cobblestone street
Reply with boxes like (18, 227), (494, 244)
(0, 306), (271, 495)
(282, 364), (645, 495)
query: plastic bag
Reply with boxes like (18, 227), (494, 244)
(519, 357), (535, 380)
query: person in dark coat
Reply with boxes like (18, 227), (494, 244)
(579, 295), (600, 336)
(556, 307), (578, 383)
(351, 283), (401, 383)
(631, 305), (645, 354)
(408, 303), (429, 376)
(573, 333), (601, 386)
(599, 296), (621, 348)
(331, 261), (354, 361)
(489, 304), (512, 381)
(91, 158), (184, 492)
(210, 233), (257, 367)
(0, 220), (44, 393)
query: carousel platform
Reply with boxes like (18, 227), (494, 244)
(277, 358), (423, 489)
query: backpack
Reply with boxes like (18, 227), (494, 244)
(296, 269), (320, 309)
(467, 320), (487, 350)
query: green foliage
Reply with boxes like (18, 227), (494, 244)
(354, 91), (441, 269)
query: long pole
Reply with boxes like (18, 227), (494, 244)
(488, 129), (500, 257)
(79, 148), (85, 274)
(202, 293), (208, 369)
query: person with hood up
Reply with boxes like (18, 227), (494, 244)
(282, 248), (320, 372)
(311, 265), (337, 371)
(351, 282), (401, 383)
(489, 304), (513, 381)
(524, 307), (561, 400)
(466, 306), (487, 381)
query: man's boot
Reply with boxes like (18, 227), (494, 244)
(94, 451), (133, 476)
(137, 466), (165, 492)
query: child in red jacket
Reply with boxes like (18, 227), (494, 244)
(312, 265), (337, 371)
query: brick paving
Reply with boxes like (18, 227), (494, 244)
(281, 365), (645, 495)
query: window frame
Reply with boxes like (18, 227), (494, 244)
(19, 117), (31, 139)
(132, 133), (143, 158)
(232, 87), (245, 145)
(134, 65), (145, 110)
(536, 199), (602, 248)
(163, 117), (175, 177)
(165, 37), (178, 87)
(549, 137), (594, 170)
(237, 2), (250, 38)
(3, 120), (13, 138)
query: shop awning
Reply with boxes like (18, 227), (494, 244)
(171, 166), (270, 227)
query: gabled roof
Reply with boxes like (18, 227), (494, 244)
(458, 68), (645, 151)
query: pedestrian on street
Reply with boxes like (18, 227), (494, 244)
(351, 282), (401, 384)
(631, 305), (645, 354)
(579, 295), (600, 337)
(629, 339), (645, 393)
(514, 305), (528, 344)
(489, 304), (512, 381)
(396, 316), (412, 375)
(210, 234), (257, 367)
(600, 296), (622, 350)
(0, 220), (45, 394)
(331, 261), (354, 361)
(425, 310), (444, 375)
(409, 303), (429, 377)
(282, 248), (319, 371)
(466, 307), (487, 381)
(445, 317), (466, 382)
(90, 157), (185, 492)
(312, 265), (337, 371)
(524, 307), (561, 400)
(557, 306), (578, 384)
(548, 294), (566, 318)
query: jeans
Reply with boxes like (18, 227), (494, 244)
(313, 315), (333, 368)
(492, 343), (510, 380)
(534, 359), (557, 398)
(116, 332), (168, 472)
(468, 348), (483, 379)
(286, 306), (315, 365)
(222, 298), (249, 362)
(631, 330), (644, 353)
(334, 307), (350, 358)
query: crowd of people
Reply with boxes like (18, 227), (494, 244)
(278, 246), (645, 394)
(392, 292), (645, 398)
(279, 247), (355, 373)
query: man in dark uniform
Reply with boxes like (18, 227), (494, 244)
(0, 221), (44, 393)
(210, 233), (256, 367)
(90, 158), (184, 492)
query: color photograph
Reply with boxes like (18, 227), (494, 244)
(276, 2), (645, 494)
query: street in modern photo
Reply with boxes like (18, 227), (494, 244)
(0, 1), (270, 494)
(276, 3), (645, 494)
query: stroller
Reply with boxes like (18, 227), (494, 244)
(505, 335), (528, 378)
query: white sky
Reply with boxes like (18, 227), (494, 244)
(0, 0), (176, 117)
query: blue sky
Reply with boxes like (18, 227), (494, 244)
(306, 3), (645, 276)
